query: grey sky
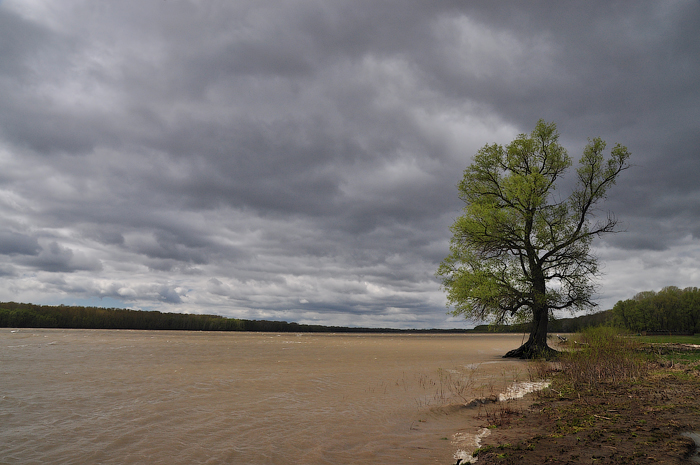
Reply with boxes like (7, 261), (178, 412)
(0, 0), (698, 328)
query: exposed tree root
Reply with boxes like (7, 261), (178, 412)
(503, 341), (559, 359)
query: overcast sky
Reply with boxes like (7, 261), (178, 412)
(0, 1), (698, 328)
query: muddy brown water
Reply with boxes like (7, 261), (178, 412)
(1, 329), (536, 464)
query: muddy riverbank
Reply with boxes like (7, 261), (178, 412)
(471, 358), (700, 464)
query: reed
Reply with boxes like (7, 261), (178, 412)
(436, 365), (480, 404)
(558, 326), (647, 387)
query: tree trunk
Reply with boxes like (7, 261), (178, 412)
(503, 303), (557, 359)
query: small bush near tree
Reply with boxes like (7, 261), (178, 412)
(558, 326), (646, 387)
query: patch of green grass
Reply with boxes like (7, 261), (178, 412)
(638, 335), (700, 344)
(664, 370), (698, 381)
(472, 445), (495, 456)
(675, 352), (700, 362)
(657, 352), (700, 363)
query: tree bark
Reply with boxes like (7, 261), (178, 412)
(503, 303), (557, 359)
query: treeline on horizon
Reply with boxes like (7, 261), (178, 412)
(610, 286), (700, 334)
(480, 286), (700, 335)
(2, 286), (699, 334)
(473, 309), (613, 334)
(0, 301), (470, 333)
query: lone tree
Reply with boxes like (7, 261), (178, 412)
(437, 120), (630, 358)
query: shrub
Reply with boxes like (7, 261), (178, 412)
(558, 326), (646, 387)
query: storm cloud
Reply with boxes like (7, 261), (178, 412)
(0, 0), (698, 328)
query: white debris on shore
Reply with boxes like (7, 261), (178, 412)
(452, 380), (551, 463)
(499, 380), (551, 402)
(452, 428), (491, 464)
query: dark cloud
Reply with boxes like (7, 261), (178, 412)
(21, 241), (103, 273)
(158, 285), (183, 304)
(0, 231), (41, 255)
(0, 5), (50, 76)
(0, 0), (697, 326)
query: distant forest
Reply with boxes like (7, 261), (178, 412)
(610, 286), (700, 334)
(480, 286), (700, 335)
(2, 286), (699, 334)
(0, 301), (469, 333)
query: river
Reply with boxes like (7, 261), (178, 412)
(0, 329), (539, 464)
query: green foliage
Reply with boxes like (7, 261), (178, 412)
(437, 120), (630, 337)
(611, 286), (700, 333)
(559, 326), (647, 387)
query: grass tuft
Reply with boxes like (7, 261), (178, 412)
(558, 326), (647, 387)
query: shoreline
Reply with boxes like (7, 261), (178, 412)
(466, 360), (700, 464)
(449, 381), (552, 463)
